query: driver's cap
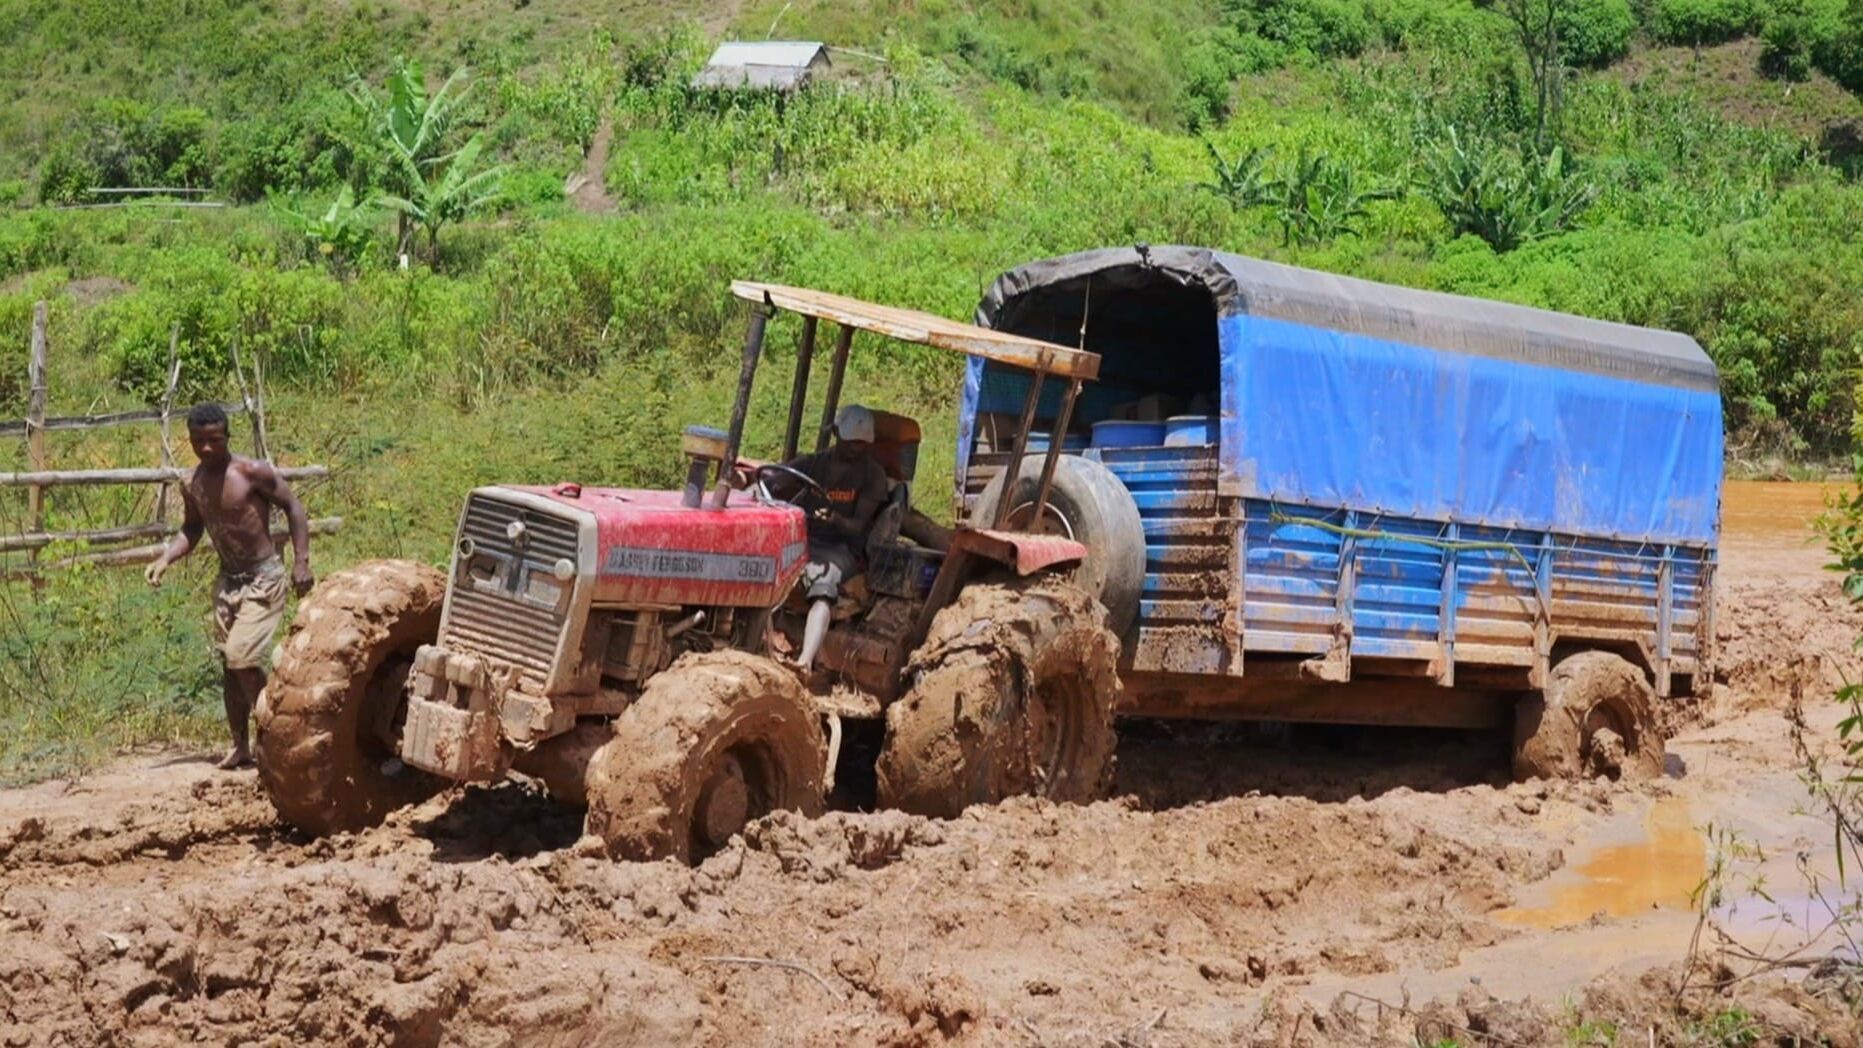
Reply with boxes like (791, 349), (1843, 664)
(834, 404), (876, 443)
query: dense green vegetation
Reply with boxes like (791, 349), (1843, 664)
(2, 0), (1863, 775)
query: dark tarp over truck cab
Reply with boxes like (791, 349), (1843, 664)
(963, 245), (1722, 547)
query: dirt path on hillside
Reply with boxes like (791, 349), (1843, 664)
(2, 545), (1860, 1045)
(566, 120), (618, 214)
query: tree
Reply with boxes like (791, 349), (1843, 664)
(1497, 0), (1568, 152)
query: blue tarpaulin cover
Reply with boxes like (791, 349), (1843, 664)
(968, 246), (1722, 547)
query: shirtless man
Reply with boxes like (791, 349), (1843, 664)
(145, 403), (315, 769)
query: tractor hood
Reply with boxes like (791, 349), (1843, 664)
(504, 484), (808, 609)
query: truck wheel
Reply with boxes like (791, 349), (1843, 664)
(876, 577), (1121, 818)
(585, 651), (825, 863)
(255, 560), (447, 835)
(1514, 651), (1665, 781)
(970, 454), (1145, 639)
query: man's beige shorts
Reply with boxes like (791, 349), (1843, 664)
(212, 563), (289, 670)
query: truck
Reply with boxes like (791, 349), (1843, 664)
(959, 245), (1720, 780)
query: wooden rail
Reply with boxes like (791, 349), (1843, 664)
(4, 518), (343, 576)
(0, 465), (330, 488)
(0, 401), (245, 438)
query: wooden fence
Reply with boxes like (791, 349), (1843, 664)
(4, 300), (339, 579)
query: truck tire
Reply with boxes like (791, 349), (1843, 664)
(970, 454), (1145, 639)
(255, 560), (447, 835)
(876, 577), (1121, 818)
(1513, 651), (1665, 781)
(585, 651), (825, 863)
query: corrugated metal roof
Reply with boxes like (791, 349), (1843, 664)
(703, 41), (828, 69)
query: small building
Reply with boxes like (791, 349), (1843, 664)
(692, 41), (831, 93)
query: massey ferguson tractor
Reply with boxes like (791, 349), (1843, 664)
(253, 282), (1126, 862)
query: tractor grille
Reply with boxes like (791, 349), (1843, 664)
(441, 493), (581, 689)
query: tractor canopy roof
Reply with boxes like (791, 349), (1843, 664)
(731, 281), (1099, 381)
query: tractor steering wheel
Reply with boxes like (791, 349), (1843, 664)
(754, 463), (828, 508)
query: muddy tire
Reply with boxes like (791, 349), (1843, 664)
(876, 577), (1121, 818)
(254, 559), (447, 835)
(1513, 651), (1665, 781)
(970, 455), (1145, 639)
(585, 651), (825, 863)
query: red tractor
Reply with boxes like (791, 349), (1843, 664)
(253, 283), (1126, 861)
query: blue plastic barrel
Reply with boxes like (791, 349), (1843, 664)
(1092, 420), (1167, 447)
(1163, 415), (1217, 446)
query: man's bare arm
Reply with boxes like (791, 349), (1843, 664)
(251, 461), (315, 595)
(145, 487), (204, 586)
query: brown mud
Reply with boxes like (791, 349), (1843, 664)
(3, 539), (1861, 1045)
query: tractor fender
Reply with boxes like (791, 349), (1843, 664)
(958, 528), (1088, 576)
(903, 527), (1088, 656)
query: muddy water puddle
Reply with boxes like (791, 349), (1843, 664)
(1493, 798), (1706, 929)
(1721, 480), (1840, 547)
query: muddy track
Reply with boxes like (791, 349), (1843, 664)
(1, 561), (1859, 1045)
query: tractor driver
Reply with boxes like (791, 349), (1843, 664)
(780, 404), (889, 672)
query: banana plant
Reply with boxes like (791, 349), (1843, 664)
(349, 58), (475, 257)
(1274, 148), (1394, 246)
(1196, 138), (1280, 209)
(377, 135), (505, 264)
(279, 184), (376, 277)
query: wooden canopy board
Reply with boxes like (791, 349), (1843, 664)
(730, 281), (1100, 381)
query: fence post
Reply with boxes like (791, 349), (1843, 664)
(155, 323), (181, 524)
(26, 302), (49, 582)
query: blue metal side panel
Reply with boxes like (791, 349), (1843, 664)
(1096, 446), (1230, 673)
(1217, 313), (1723, 546)
(1242, 502), (1342, 656)
(1348, 516), (1447, 661)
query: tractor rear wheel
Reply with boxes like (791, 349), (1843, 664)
(876, 577), (1121, 818)
(254, 559), (447, 835)
(1514, 651), (1665, 781)
(585, 651), (825, 863)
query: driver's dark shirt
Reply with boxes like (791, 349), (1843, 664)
(786, 449), (889, 544)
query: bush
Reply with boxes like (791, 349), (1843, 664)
(1226, 0), (1375, 58)
(1177, 28), (1287, 128)
(1647, 0), (1770, 45)
(1814, 0), (1863, 91)
(36, 144), (96, 205)
(1759, 0), (1842, 78)
(1559, 0), (1639, 66)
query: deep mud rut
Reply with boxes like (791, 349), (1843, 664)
(3, 543), (1861, 1046)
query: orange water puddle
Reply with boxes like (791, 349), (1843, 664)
(1721, 480), (1840, 546)
(1492, 798), (1706, 930)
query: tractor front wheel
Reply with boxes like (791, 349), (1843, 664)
(585, 651), (825, 863)
(876, 577), (1121, 818)
(254, 559), (447, 835)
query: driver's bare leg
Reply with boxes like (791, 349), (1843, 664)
(798, 598), (833, 670)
